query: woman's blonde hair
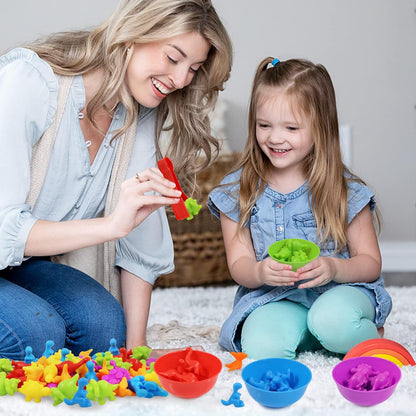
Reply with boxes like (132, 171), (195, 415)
(26, 0), (232, 188)
(234, 57), (379, 251)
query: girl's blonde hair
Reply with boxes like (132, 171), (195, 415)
(235, 57), (379, 251)
(26, 0), (232, 188)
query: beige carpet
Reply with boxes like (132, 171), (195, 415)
(1, 285), (415, 416)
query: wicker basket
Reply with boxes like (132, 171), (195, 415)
(154, 153), (240, 287)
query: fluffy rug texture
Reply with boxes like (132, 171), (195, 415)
(1, 285), (415, 416)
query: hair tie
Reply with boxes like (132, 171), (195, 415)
(271, 58), (280, 66)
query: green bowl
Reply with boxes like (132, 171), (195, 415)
(268, 239), (320, 271)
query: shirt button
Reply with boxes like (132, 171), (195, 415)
(277, 225), (284, 233)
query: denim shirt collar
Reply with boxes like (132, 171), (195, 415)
(264, 181), (309, 202)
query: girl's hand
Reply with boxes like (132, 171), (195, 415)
(294, 205), (382, 288)
(258, 257), (299, 286)
(296, 256), (337, 289)
(107, 167), (181, 239)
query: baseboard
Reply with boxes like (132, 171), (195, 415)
(379, 241), (416, 272)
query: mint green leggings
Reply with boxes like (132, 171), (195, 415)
(241, 286), (379, 359)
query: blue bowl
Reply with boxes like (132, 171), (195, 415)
(241, 358), (312, 408)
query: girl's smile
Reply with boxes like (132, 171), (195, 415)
(269, 147), (292, 156)
(256, 86), (313, 188)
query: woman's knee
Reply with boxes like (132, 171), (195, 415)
(241, 301), (315, 359)
(3, 262), (126, 356)
(0, 320), (66, 361)
(307, 285), (379, 354)
(64, 282), (126, 354)
(36, 262), (126, 353)
(0, 282), (66, 361)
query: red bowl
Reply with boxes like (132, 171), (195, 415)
(154, 349), (222, 398)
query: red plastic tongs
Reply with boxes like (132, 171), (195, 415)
(157, 157), (189, 220)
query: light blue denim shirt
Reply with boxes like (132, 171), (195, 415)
(208, 168), (392, 351)
(0, 48), (174, 283)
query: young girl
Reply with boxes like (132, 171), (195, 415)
(0, 0), (232, 360)
(208, 57), (392, 359)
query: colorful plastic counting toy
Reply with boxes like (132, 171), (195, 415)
(0, 339), (168, 407)
(247, 369), (297, 392)
(221, 382), (245, 407)
(157, 157), (201, 220)
(157, 349), (205, 382)
(50, 374), (79, 406)
(0, 372), (19, 396)
(128, 376), (168, 398)
(225, 352), (248, 372)
(345, 363), (392, 391)
(343, 338), (416, 367)
(153, 348), (222, 399)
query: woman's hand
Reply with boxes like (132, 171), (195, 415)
(107, 167), (181, 239)
(25, 167), (181, 257)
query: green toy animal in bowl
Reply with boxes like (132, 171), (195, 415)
(268, 239), (320, 271)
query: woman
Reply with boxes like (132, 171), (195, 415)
(0, 0), (232, 360)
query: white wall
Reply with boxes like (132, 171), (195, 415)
(1, 0), (415, 270)
(0, 1), (116, 48)
(212, 0), (416, 271)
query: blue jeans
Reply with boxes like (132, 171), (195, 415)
(0, 257), (126, 361)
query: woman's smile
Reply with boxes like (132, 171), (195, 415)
(151, 77), (171, 98)
(126, 31), (210, 108)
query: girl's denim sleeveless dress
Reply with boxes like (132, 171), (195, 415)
(208, 169), (392, 352)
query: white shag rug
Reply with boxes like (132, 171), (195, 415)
(1, 285), (416, 416)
